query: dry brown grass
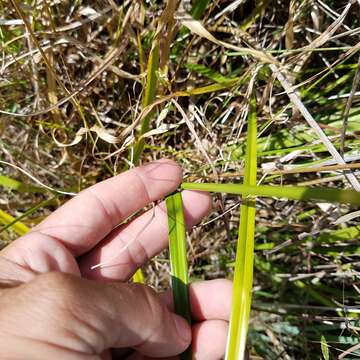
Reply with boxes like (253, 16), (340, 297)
(1, 0), (360, 358)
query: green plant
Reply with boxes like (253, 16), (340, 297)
(166, 192), (192, 360)
(181, 183), (360, 206)
(0, 209), (29, 236)
(225, 98), (257, 359)
(2, 1), (360, 358)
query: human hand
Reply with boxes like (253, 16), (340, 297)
(0, 159), (231, 359)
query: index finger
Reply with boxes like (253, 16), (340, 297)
(29, 159), (182, 256)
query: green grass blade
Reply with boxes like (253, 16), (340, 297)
(226, 98), (257, 360)
(191, 0), (211, 20)
(0, 196), (58, 236)
(185, 63), (238, 84)
(132, 41), (159, 164)
(166, 192), (192, 360)
(175, 80), (239, 96)
(321, 335), (330, 360)
(0, 209), (29, 236)
(0, 175), (26, 191)
(132, 268), (145, 283)
(0, 175), (44, 193)
(130, 38), (160, 284)
(181, 183), (360, 206)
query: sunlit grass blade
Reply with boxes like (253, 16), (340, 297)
(181, 183), (360, 206)
(130, 35), (160, 284)
(321, 335), (330, 360)
(0, 175), (44, 193)
(0, 209), (29, 236)
(132, 40), (159, 164)
(226, 98), (257, 360)
(166, 192), (192, 360)
(175, 80), (239, 95)
(0, 197), (55, 236)
(132, 268), (145, 283)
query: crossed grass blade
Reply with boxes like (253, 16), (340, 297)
(181, 183), (360, 207)
(166, 192), (192, 360)
(0, 209), (29, 236)
(225, 98), (257, 360)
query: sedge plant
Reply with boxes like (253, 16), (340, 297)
(167, 103), (360, 359)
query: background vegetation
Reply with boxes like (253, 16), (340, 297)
(1, 0), (360, 358)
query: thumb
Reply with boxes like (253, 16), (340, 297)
(0, 272), (191, 358)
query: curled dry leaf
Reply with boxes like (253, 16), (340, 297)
(52, 125), (121, 147)
(179, 16), (277, 64)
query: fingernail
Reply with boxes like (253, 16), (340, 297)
(173, 315), (191, 344)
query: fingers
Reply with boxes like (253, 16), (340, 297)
(1, 232), (80, 282)
(161, 279), (232, 322)
(191, 320), (228, 360)
(188, 279), (232, 322)
(0, 272), (191, 358)
(123, 320), (228, 360)
(0, 336), (99, 360)
(145, 280), (231, 360)
(79, 190), (212, 281)
(24, 159), (182, 257)
(0, 160), (183, 278)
